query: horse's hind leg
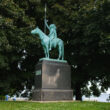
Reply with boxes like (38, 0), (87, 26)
(61, 46), (64, 60)
(58, 46), (62, 60)
(62, 53), (64, 60)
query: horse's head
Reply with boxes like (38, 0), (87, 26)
(31, 26), (47, 40)
(31, 27), (39, 35)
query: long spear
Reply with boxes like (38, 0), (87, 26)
(44, 3), (47, 34)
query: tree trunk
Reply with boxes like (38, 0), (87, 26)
(75, 84), (82, 101)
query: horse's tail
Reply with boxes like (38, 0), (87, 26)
(62, 41), (64, 60)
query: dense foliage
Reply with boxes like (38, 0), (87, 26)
(0, 0), (110, 100)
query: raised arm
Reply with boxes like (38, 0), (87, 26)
(54, 30), (57, 38)
(45, 19), (50, 30)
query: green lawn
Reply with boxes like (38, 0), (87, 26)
(0, 101), (110, 110)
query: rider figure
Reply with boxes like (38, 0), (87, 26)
(45, 19), (57, 50)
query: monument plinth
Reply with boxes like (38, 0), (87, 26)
(32, 59), (73, 101)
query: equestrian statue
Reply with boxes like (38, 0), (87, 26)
(31, 5), (64, 60)
(31, 20), (64, 60)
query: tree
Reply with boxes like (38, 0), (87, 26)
(0, 0), (39, 95)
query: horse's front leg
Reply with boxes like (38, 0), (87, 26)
(46, 45), (49, 58)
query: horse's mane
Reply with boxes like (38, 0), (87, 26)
(37, 27), (48, 39)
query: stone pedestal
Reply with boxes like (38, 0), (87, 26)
(32, 59), (73, 101)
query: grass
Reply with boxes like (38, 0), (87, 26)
(0, 101), (110, 110)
